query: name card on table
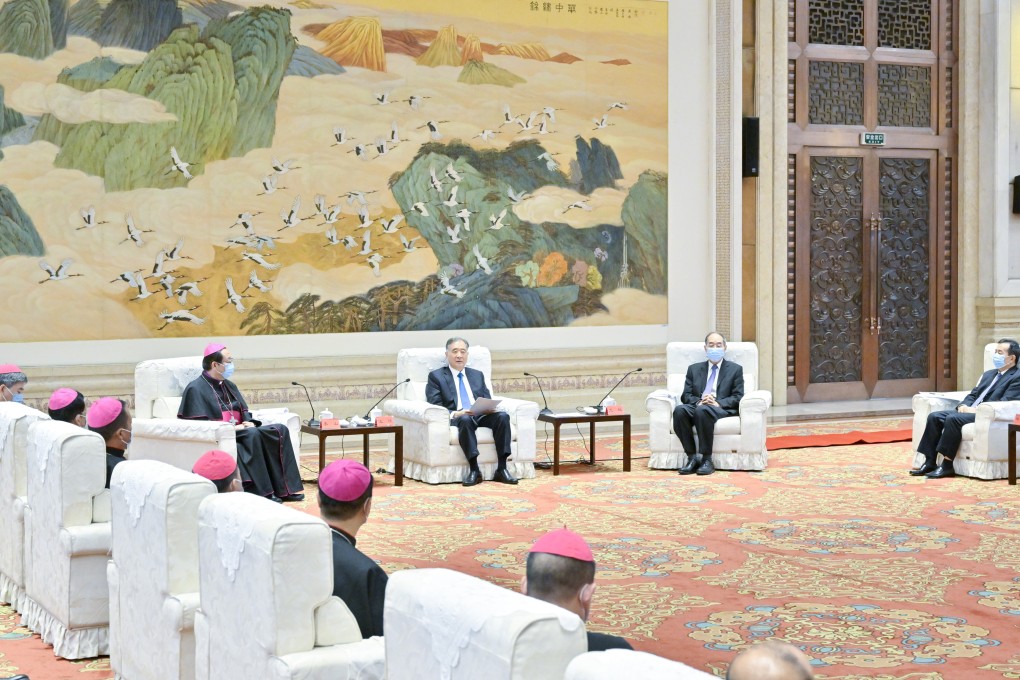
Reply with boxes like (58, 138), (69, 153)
(605, 405), (625, 415)
(374, 415), (395, 427)
(1014, 414), (1020, 425)
(320, 418), (343, 429)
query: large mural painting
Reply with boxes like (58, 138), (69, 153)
(0, 0), (667, 341)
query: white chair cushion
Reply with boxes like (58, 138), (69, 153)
(566, 649), (715, 679)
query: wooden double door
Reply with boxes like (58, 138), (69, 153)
(787, 0), (956, 402)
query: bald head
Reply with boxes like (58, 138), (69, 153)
(727, 642), (814, 680)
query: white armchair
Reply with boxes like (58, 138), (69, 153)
(194, 493), (385, 680)
(132, 356), (300, 473)
(910, 343), (1014, 479)
(108, 460), (216, 680)
(384, 568), (587, 680)
(21, 419), (111, 659)
(382, 347), (539, 484)
(0, 402), (49, 612)
(566, 649), (715, 679)
(646, 342), (772, 470)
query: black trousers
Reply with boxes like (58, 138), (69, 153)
(916, 409), (975, 464)
(672, 403), (727, 457)
(452, 412), (512, 463)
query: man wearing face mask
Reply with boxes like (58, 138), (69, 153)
(48, 388), (87, 427)
(672, 332), (745, 476)
(0, 364), (27, 404)
(177, 342), (304, 502)
(86, 397), (133, 488)
(912, 338), (1020, 479)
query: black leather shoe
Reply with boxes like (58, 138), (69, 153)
(909, 462), (936, 476)
(926, 460), (956, 479)
(269, 495), (283, 503)
(493, 468), (519, 484)
(678, 454), (702, 475)
(462, 470), (483, 486)
(281, 493), (305, 502)
(696, 457), (716, 475)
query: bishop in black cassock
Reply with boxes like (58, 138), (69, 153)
(178, 343), (304, 502)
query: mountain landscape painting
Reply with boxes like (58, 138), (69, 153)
(0, 0), (668, 341)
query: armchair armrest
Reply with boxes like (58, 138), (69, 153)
(645, 389), (678, 413)
(977, 400), (1020, 424)
(132, 418), (237, 445)
(912, 391), (967, 414)
(493, 396), (539, 420)
(314, 597), (363, 646)
(168, 591), (201, 631)
(60, 523), (111, 557)
(382, 399), (449, 423)
(739, 390), (772, 415)
(92, 489), (111, 523)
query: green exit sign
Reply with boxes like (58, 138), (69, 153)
(860, 132), (886, 146)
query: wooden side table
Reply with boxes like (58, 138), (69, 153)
(1008, 422), (1018, 486)
(301, 423), (403, 486)
(537, 412), (631, 475)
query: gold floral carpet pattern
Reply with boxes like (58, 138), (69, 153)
(2, 422), (1019, 679)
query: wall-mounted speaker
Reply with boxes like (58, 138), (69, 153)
(742, 117), (759, 178)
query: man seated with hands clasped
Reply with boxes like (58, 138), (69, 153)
(911, 337), (1020, 479)
(426, 337), (517, 487)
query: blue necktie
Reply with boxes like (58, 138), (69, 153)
(973, 373), (1000, 407)
(702, 364), (718, 399)
(458, 372), (471, 410)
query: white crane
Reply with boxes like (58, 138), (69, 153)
(537, 152), (560, 173)
(221, 277), (250, 313)
(110, 269), (142, 288)
(607, 101), (628, 111)
(175, 280), (205, 305)
(252, 234), (278, 250)
(374, 138), (389, 157)
(403, 94), (429, 110)
(380, 214), (404, 234)
(399, 233), (419, 252)
(331, 127), (353, 146)
(542, 106), (559, 123)
(231, 212), (261, 235)
(488, 207), (508, 230)
(349, 144), (369, 160)
(357, 231), (374, 256)
(278, 195), (302, 231)
(324, 225), (340, 246)
(319, 204), (342, 225)
(456, 208), (473, 232)
(443, 185), (460, 208)
(535, 117), (551, 135)
(131, 279), (153, 301)
(271, 158), (300, 175)
(389, 121), (401, 146)
(344, 190), (376, 206)
(244, 270), (272, 293)
(121, 214), (152, 247)
(312, 194), (328, 217)
(239, 251), (281, 270)
(157, 307), (204, 330)
(340, 235), (357, 250)
(499, 104), (516, 127)
(374, 91), (390, 105)
(411, 201), (429, 217)
(166, 146), (194, 179)
(445, 162), (463, 183)
(356, 206), (374, 230)
(164, 237), (192, 261)
(472, 244), (493, 275)
(439, 271), (464, 298)
(418, 120), (448, 140)
(507, 187), (529, 204)
(38, 259), (81, 283)
(258, 174), (280, 195)
(366, 252), (386, 277)
(145, 250), (169, 279)
(158, 273), (177, 298)
(516, 111), (539, 133)
(473, 129), (500, 142)
(77, 205), (107, 230)
(429, 166), (444, 193)
(562, 199), (592, 214)
(593, 114), (614, 130)
(446, 223), (462, 244)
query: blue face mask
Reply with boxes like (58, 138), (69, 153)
(992, 353), (1006, 369)
(706, 348), (725, 363)
(222, 362), (235, 379)
(12, 393), (24, 404)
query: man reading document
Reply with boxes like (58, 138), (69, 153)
(426, 337), (517, 487)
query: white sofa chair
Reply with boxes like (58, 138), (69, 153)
(109, 460), (217, 680)
(194, 493), (385, 680)
(910, 343), (1016, 479)
(384, 568), (587, 680)
(566, 649), (716, 679)
(0, 402), (49, 612)
(132, 356), (301, 474)
(382, 347), (539, 484)
(21, 419), (111, 659)
(645, 342), (772, 470)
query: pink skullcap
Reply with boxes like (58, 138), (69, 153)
(203, 343), (226, 357)
(319, 459), (371, 501)
(49, 388), (79, 410)
(193, 450), (237, 482)
(87, 397), (123, 428)
(529, 528), (594, 562)
(0, 364), (21, 373)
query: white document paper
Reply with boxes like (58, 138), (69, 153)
(468, 397), (502, 414)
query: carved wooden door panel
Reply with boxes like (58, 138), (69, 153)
(792, 149), (936, 401)
(787, 0), (955, 402)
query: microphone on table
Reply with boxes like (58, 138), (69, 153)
(362, 378), (411, 420)
(292, 381), (319, 427)
(590, 368), (642, 414)
(523, 372), (553, 416)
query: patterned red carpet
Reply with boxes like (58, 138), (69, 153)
(2, 423), (1019, 678)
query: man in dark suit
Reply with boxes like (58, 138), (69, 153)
(673, 331), (744, 476)
(426, 337), (517, 487)
(912, 337), (1020, 479)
